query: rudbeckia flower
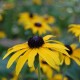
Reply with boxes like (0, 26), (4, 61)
(25, 19), (52, 35)
(62, 44), (80, 65)
(68, 24), (80, 41)
(3, 35), (68, 75)
(0, 31), (6, 38)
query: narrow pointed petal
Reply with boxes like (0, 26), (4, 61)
(3, 43), (28, 59)
(28, 49), (38, 67)
(38, 48), (59, 70)
(72, 57), (80, 66)
(43, 43), (70, 57)
(43, 35), (55, 41)
(7, 49), (27, 68)
(16, 49), (31, 76)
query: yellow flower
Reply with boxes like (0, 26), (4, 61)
(3, 35), (68, 75)
(0, 14), (3, 21)
(42, 15), (55, 24)
(0, 31), (6, 38)
(18, 12), (53, 35)
(68, 24), (80, 41)
(25, 19), (52, 35)
(62, 44), (80, 65)
(49, 74), (68, 80)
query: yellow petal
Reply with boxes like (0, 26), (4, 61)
(43, 35), (55, 41)
(70, 44), (77, 50)
(72, 57), (80, 66)
(16, 49), (31, 75)
(45, 40), (64, 45)
(28, 49), (37, 67)
(43, 43), (70, 57)
(7, 49), (27, 68)
(65, 56), (70, 65)
(3, 43), (28, 59)
(38, 48), (59, 70)
(39, 48), (60, 65)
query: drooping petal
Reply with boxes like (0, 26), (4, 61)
(3, 43), (28, 59)
(72, 57), (80, 66)
(65, 56), (70, 65)
(16, 49), (31, 75)
(7, 49), (27, 68)
(43, 35), (55, 41)
(39, 48), (60, 65)
(28, 49), (38, 67)
(38, 48), (59, 70)
(43, 43), (70, 57)
(45, 40), (64, 45)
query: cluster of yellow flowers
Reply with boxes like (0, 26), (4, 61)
(2, 11), (80, 80)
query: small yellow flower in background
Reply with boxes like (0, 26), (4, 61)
(32, 0), (42, 5)
(62, 44), (80, 65)
(49, 74), (68, 80)
(0, 31), (6, 38)
(3, 35), (68, 76)
(68, 24), (80, 41)
(18, 12), (53, 35)
(42, 15), (55, 24)
(0, 14), (3, 21)
(25, 19), (52, 35)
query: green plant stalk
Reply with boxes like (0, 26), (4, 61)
(38, 61), (41, 80)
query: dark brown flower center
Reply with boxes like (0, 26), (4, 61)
(28, 36), (44, 48)
(34, 23), (42, 27)
(65, 45), (73, 55)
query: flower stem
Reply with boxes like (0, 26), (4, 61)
(38, 61), (41, 80)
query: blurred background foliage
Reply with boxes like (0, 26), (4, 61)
(0, 0), (80, 80)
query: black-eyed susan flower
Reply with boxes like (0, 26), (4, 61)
(62, 44), (80, 65)
(3, 35), (68, 75)
(0, 31), (6, 38)
(25, 19), (52, 35)
(68, 24), (80, 41)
